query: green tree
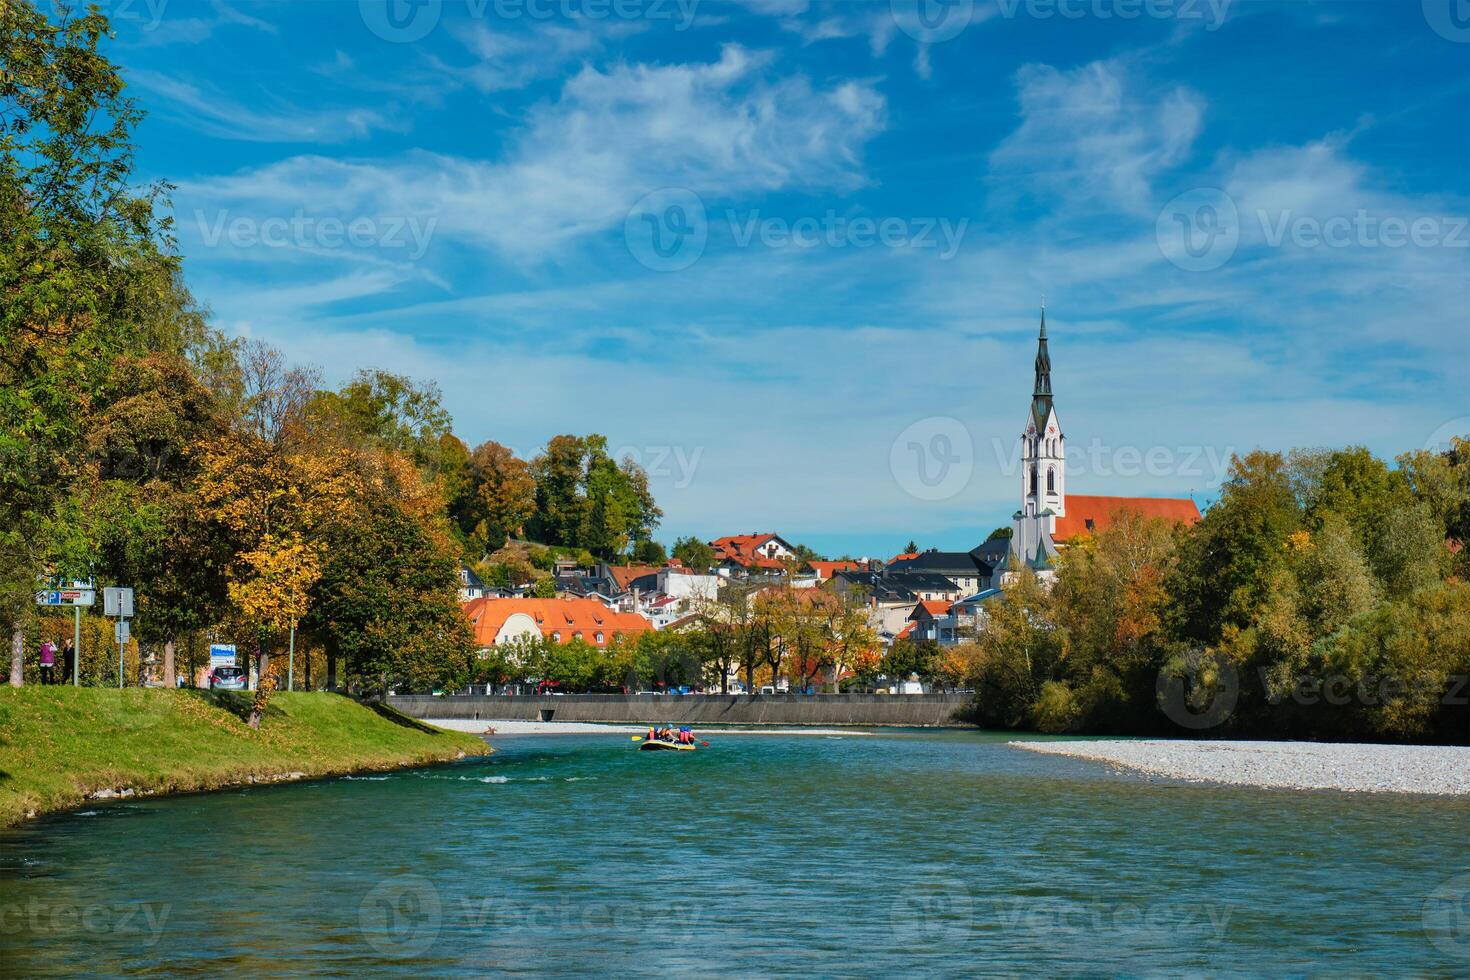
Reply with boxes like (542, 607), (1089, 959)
(672, 536), (715, 571)
(631, 539), (667, 564)
(1169, 450), (1302, 645)
(1, 4), (206, 681)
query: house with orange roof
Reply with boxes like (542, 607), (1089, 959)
(710, 532), (797, 576)
(802, 559), (864, 581)
(462, 596), (653, 650)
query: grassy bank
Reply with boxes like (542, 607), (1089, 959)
(0, 687), (490, 826)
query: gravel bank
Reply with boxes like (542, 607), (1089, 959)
(1013, 739), (1470, 795)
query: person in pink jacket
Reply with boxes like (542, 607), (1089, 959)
(39, 640), (56, 685)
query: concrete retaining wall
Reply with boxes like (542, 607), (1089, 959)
(386, 693), (973, 728)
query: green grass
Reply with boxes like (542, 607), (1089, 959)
(0, 687), (490, 826)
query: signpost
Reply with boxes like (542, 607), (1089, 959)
(209, 643), (237, 667)
(103, 587), (134, 688)
(35, 578), (94, 687)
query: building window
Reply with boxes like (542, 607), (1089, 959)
(550, 631), (561, 642)
(595, 632), (604, 644)
(1030, 470), (1038, 495)
(1047, 467), (1055, 494)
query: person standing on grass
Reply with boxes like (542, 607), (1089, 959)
(39, 640), (56, 685)
(61, 638), (75, 684)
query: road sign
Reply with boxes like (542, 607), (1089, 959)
(209, 644), (237, 667)
(35, 589), (96, 607)
(103, 587), (134, 617)
(114, 621), (131, 645)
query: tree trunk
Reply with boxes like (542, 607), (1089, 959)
(163, 638), (176, 690)
(9, 628), (22, 687)
(326, 642), (337, 692)
(248, 649), (273, 729)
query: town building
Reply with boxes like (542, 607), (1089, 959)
(710, 533), (797, 576)
(463, 597), (653, 649)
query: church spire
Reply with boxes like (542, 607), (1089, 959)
(1031, 303), (1052, 430)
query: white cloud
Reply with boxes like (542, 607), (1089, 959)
(989, 58), (1204, 213)
(177, 45), (886, 259)
(129, 69), (399, 143)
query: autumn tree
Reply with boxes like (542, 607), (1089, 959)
(454, 440), (536, 556)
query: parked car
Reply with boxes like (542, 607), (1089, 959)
(209, 666), (246, 690)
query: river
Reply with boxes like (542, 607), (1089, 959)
(2, 730), (1467, 975)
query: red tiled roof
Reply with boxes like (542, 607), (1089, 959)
(463, 597), (652, 647)
(888, 551), (919, 565)
(805, 560), (862, 579)
(712, 533), (790, 569)
(607, 565), (659, 590)
(895, 622), (916, 640)
(1053, 495), (1201, 541)
(910, 600), (952, 620)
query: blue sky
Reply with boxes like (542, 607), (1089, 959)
(107, 0), (1468, 558)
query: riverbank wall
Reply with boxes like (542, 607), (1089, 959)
(386, 693), (974, 727)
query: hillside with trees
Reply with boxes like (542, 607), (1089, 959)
(0, 7), (664, 708)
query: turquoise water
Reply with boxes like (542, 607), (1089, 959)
(2, 730), (1468, 976)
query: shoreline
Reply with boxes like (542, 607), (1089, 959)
(0, 689), (491, 827)
(1012, 738), (1470, 795)
(430, 718), (876, 736)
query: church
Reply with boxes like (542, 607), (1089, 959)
(1002, 307), (1202, 584)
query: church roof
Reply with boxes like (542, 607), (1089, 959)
(1053, 495), (1202, 541)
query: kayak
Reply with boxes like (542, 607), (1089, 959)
(639, 740), (696, 752)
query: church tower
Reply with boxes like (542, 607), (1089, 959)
(1020, 305), (1065, 520)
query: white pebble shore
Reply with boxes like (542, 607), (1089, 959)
(1012, 739), (1470, 795)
